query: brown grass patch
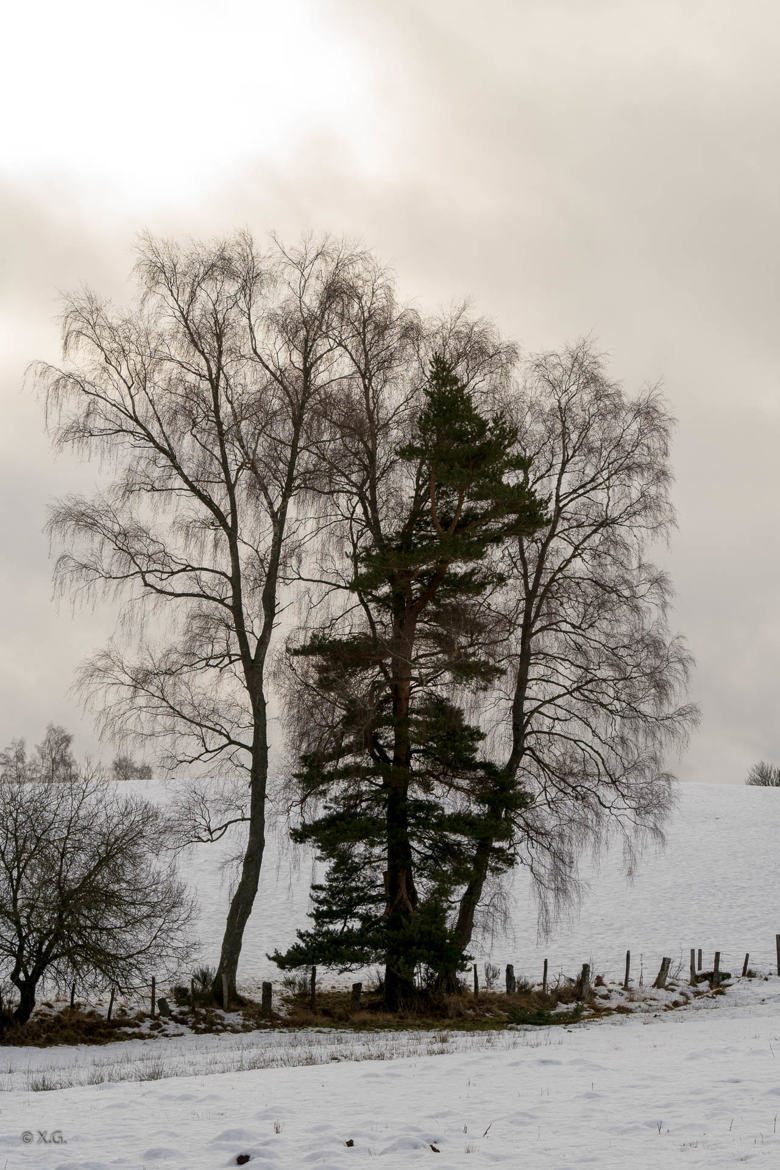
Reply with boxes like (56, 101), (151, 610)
(274, 981), (599, 1032)
(6, 970), (673, 1045)
(0, 1007), (147, 1047)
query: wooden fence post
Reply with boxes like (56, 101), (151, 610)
(576, 963), (591, 999)
(712, 951), (721, 988)
(624, 950), (631, 990)
(310, 966), (316, 1011)
(151, 976), (156, 1018)
(742, 953), (750, 977)
(542, 958), (548, 995)
(261, 982), (272, 1015)
(351, 982), (362, 1007)
(107, 988), (115, 1022)
(70, 983), (76, 1009)
(697, 948), (702, 971)
(505, 964), (516, 995)
(653, 957), (671, 989)
(690, 948), (697, 985)
(473, 963), (479, 999)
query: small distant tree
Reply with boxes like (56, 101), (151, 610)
(111, 754), (153, 782)
(0, 730), (193, 1029)
(0, 724), (77, 784)
(746, 761), (780, 787)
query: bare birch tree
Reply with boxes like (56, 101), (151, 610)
(450, 341), (698, 961)
(35, 231), (363, 999)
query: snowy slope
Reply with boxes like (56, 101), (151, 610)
(175, 780), (780, 990)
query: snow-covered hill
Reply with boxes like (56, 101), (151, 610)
(175, 779), (780, 989)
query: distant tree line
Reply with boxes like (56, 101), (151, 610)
(31, 232), (697, 1011)
(112, 754), (152, 782)
(0, 725), (152, 784)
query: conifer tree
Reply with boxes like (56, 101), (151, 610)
(273, 356), (546, 1008)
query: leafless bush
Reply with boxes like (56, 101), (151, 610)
(482, 963), (500, 991)
(746, 761), (780, 786)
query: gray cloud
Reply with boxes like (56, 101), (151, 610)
(2, 0), (778, 780)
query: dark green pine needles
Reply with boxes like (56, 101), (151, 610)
(272, 356), (547, 1006)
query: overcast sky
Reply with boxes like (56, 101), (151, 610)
(2, 0), (778, 782)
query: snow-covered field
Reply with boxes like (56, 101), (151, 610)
(6, 981), (780, 1168)
(4, 780), (780, 1169)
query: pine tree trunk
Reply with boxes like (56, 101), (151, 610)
(383, 609), (418, 1011)
(384, 785), (418, 1011)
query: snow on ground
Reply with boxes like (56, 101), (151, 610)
(5, 978), (780, 1168)
(3, 780), (780, 1168)
(0, 1026), (527, 1091)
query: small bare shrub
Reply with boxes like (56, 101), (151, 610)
(189, 967), (217, 1006)
(483, 963), (500, 991)
(138, 1059), (168, 1081)
(281, 970), (310, 998)
(746, 761), (780, 787)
